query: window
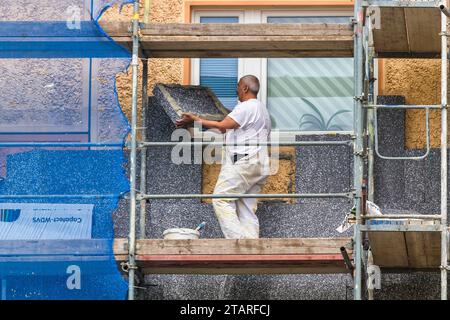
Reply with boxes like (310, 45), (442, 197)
(199, 16), (239, 109)
(0, 58), (93, 141)
(192, 9), (357, 133)
(266, 16), (353, 131)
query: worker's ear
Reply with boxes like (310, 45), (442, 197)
(243, 85), (249, 94)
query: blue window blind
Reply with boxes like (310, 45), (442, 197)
(199, 17), (239, 109)
(267, 16), (354, 132)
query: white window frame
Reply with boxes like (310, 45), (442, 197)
(191, 8), (378, 140)
(261, 9), (354, 137)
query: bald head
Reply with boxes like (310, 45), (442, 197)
(239, 75), (260, 95)
(237, 75), (260, 102)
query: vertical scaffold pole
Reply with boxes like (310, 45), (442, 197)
(140, 59), (148, 239)
(128, 0), (140, 301)
(441, 2), (448, 301)
(366, 9), (375, 204)
(365, 6), (376, 301)
(353, 0), (364, 300)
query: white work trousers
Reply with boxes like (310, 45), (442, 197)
(212, 153), (268, 239)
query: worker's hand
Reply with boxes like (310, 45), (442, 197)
(176, 112), (199, 128)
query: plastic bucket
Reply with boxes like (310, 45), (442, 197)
(163, 228), (200, 240)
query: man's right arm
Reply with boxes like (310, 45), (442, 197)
(176, 113), (240, 133)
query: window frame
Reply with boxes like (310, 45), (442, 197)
(261, 9), (354, 136)
(0, 58), (95, 143)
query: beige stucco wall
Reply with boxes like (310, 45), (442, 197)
(381, 59), (444, 150)
(100, 0), (185, 129)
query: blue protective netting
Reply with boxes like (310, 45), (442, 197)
(0, 0), (131, 58)
(0, 0), (133, 299)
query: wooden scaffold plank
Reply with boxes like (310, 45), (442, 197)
(113, 238), (353, 274)
(369, 220), (442, 269)
(101, 22), (354, 58)
(372, 7), (441, 57)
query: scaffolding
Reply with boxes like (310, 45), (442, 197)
(120, 6), (358, 302)
(1, 0), (449, 300)
(360, 0), (448, 300)
(114, 0), (450, 300)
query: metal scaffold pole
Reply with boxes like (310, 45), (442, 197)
(140, 59), (148, 239)
(440, 2), (449, 301)
(364, 5), (376, 301)
(128, 0), (140, 301)
(353, 0), (365, 300)
(366, 9), (376, 204)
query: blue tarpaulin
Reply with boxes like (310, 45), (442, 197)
(0, 0), (132, 300)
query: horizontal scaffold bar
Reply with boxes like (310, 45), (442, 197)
(138, 141), (353, 147)
(365, 104), (441, 109)
(0, 194), (124, 199)
(363, 214), (442, 219)
(139, 193), (352, 200)
(360, 224), (442, 232)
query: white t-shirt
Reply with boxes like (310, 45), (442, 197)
(225, 98), (272, 157)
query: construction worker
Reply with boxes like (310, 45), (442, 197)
(176, 75), (272, 239)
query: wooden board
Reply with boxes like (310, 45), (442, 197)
(405, 231), (441, 267)
(369, 229), (441, 269)
(101, 22), (354, 58)
(0, 238), (353, 274)
(368, 231), (410, 267)
(372, 7), (409, 54)
(373, 7), (442, 57)
(130, 254), (348, 275)
(405, 7), (441, 54)
(114, 238), (353, 274)
(102, 10), (443, 59)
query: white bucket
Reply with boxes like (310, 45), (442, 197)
(163, 228), (200, 240)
